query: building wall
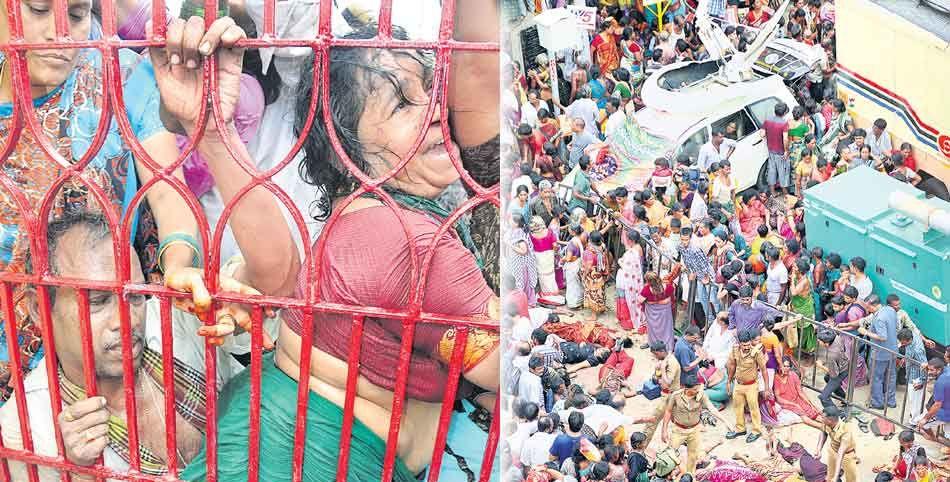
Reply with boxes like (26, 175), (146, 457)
(835, 0), (950, 185)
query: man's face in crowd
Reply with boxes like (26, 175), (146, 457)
(528, 92), (540, 108)
(679, 233), (691, 249)
(573, 119), (584, 134)
(889, 298), (901, 311)
(872, 125), (883, 136)
(739, 340), (752, 353)
(712, 132), (724, 146)
(841, 149), (854, 162)
(684, 386), (699, 397)
(606, 102), (617, 115)
(927, 364), (943, 378)
(531, 365), (544, 376)
(853, 135), (865, 148)
(541, 187), (554, 200)
(740, 296), (753, 306)
(653, 350), (667, 361)
(37, 228), (149, 382)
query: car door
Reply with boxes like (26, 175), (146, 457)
(710, 109), (764, 191)
(677, 125), (710, 166)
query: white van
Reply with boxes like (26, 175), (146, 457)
(636, 58), (800, 191)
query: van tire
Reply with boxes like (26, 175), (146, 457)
(918, 177), (950, 201)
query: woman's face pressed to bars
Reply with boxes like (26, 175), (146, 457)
(357, 49), (461, 199)
(0, 0), (91, 95)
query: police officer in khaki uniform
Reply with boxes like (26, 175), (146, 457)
(801, 405), (858, 482)
(641, 341), (681, 446)
(661, 374), (733, 475)
(725, 329), (771, 443)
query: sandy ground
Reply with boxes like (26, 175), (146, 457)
(557, 286), (948, 480)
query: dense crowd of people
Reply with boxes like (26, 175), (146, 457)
(0, 1), (501, 481)
(501, 1), (948, 481)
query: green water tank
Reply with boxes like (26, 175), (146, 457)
(804, 166), (949, 345)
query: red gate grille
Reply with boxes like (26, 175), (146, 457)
(0, 0), (500, 480)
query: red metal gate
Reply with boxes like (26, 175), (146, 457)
(0, 0), (500, 480)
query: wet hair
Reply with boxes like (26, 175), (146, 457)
(898, 429), (915, 443)
(609, 97), (622, 110)
(528, 355), (544, 370)
(650, 341), (668, 353)
(684, 325), (701, 337)
(853, 128), (867, 138)
(757, 224), (769, 237)
(297, 25), (434, 221)
(738, 329), (755, 343)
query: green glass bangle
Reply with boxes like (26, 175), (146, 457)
(158, 232), (203, 272)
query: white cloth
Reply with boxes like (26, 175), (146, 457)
(521, 102), (539, 128)
(702, 323), (735, 370)
(512, 316), (534, 343)
(866, 129), (892, 159)
(765, 261), (789, 295)
(565, 99), (600, 138)
(852, 274), (873, 300)
(520, 431), (558, 467)
(507, 421), (539, 466)
(571, 404), (633, 435)
(0, 299), (247, 482)
(518, 371), (545, 408)
(604, 110), (627, 138)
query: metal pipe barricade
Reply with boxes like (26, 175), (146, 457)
(0, 0), (500, 480)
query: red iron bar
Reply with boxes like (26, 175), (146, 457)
(0, 0), (499, 479)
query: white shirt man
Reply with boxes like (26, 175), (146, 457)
(565, 97), (600, 138)
(517, 365), (545, 408)
(852, 273), (873, 300)
(0, 299), (249, 482)
(866, 122), (892, 160)
(520, 425), (558, 466)
(697, 133), (736, 172)
(521, 98), (540, 128)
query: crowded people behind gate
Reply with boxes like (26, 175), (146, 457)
(502, 1), (948, 480)
(0, 0), (501, 481)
